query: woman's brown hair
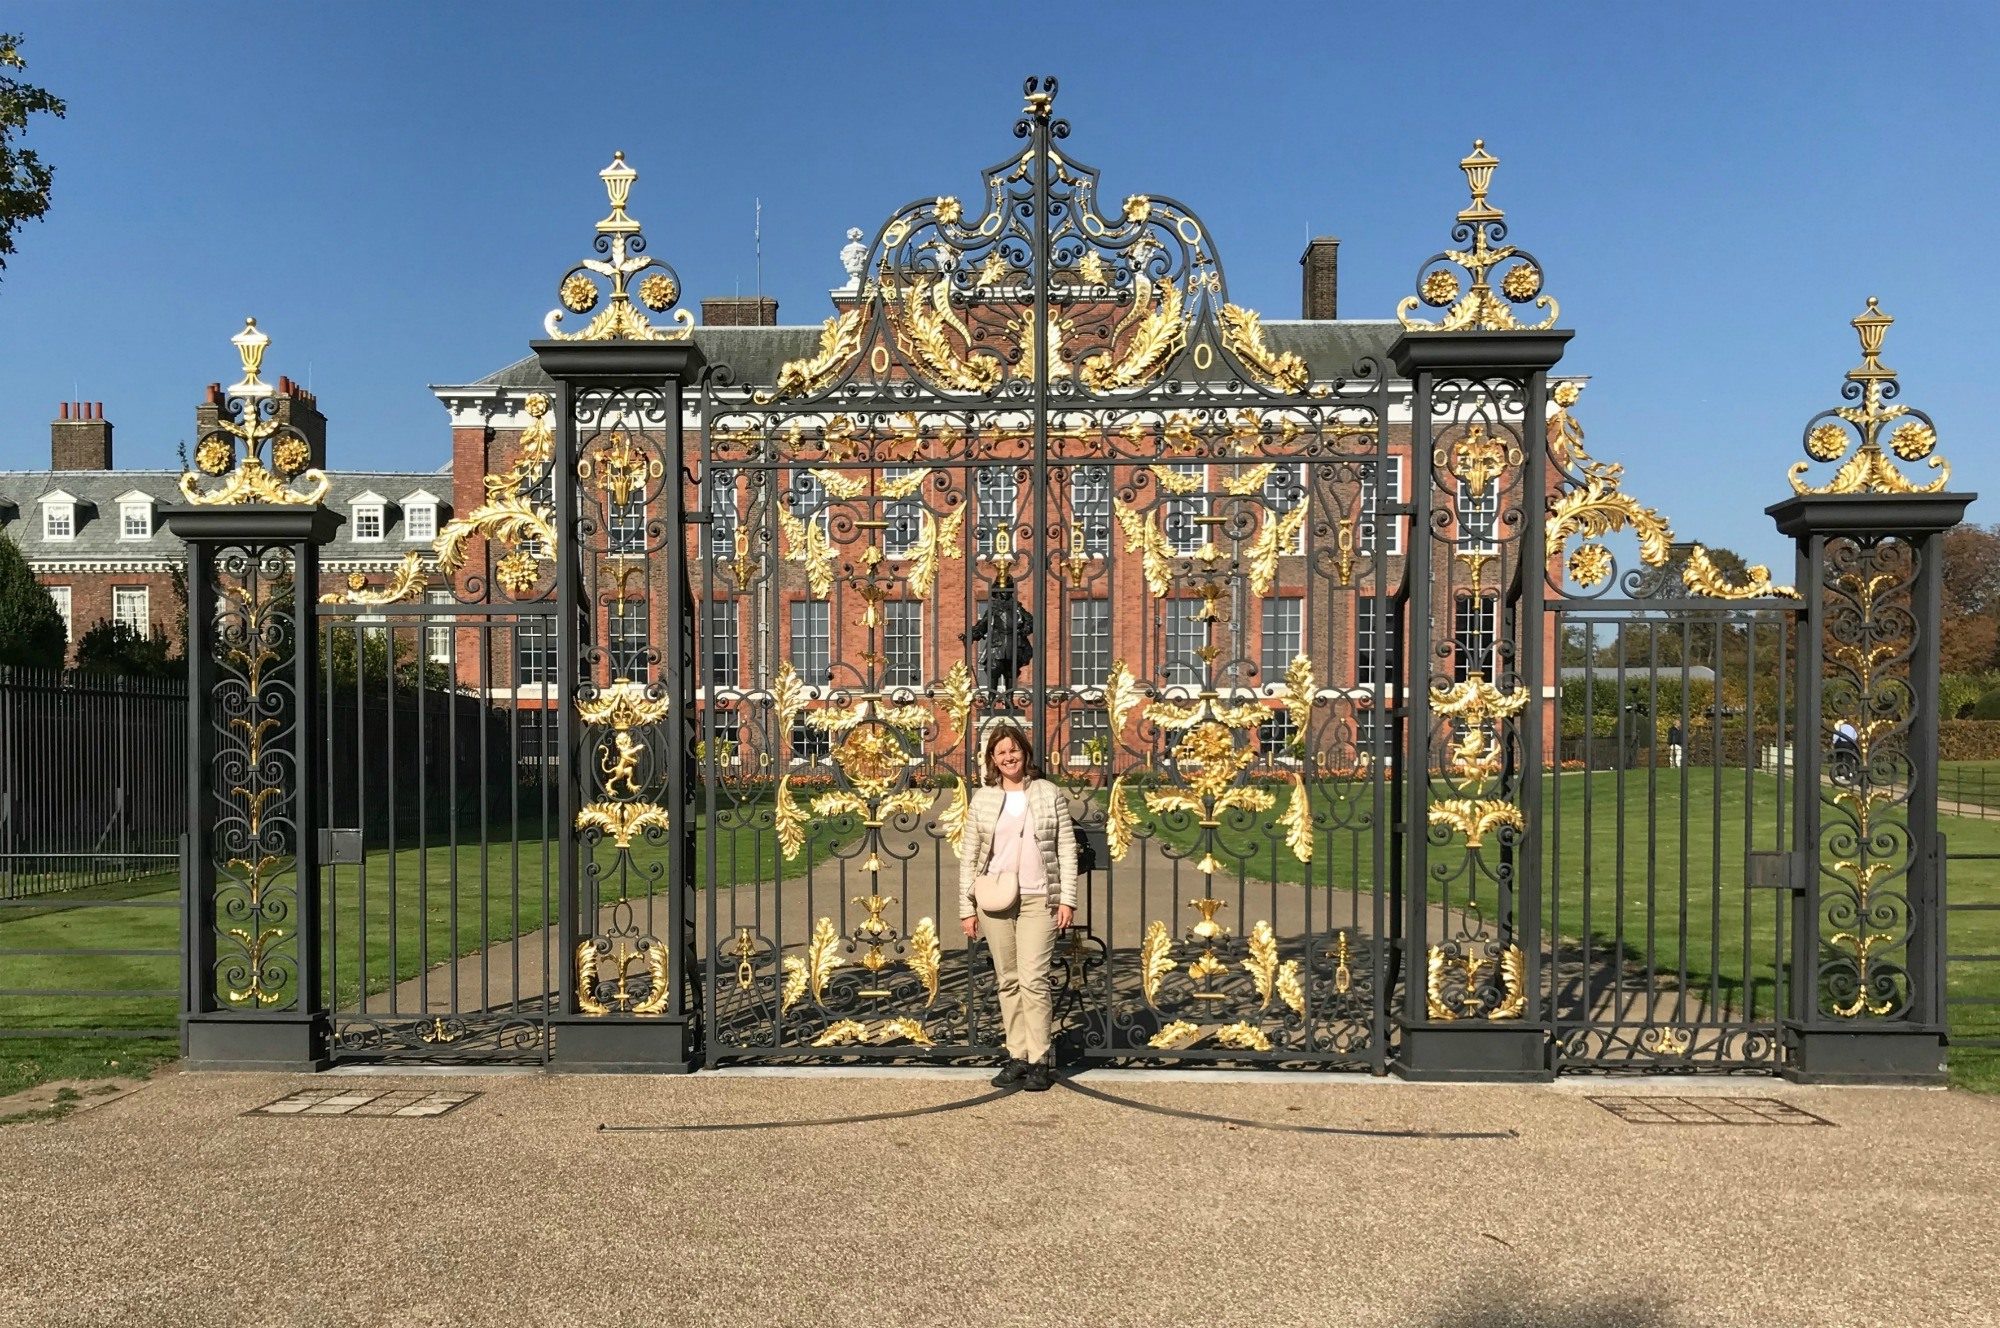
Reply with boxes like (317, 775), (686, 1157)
(981, 722), (1044, 787)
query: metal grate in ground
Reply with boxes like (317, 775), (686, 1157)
(1587, 1095), (1832, 1127)
(246, 1088), (478, 1118)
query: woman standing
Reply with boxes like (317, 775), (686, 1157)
(958, 723), (1077, 1091)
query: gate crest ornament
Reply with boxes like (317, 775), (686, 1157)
(179, 319), (331, 506)
(543, 152), (693, 342)
(1788, 298), (1949, 495)
(1396, 140), (1560, 333)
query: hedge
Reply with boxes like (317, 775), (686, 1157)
(1940, 720), (2000, 762)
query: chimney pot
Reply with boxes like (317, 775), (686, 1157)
(51, 400), (113, 470)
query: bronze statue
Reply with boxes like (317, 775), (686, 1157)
(964, 568), (1035, 706)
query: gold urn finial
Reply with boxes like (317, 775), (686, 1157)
(228, 317), (273, 401)
(1848, 296), (1895, 383)
(1457, 139), (1503, 223)
(1789, 298), (1948, 496)
(596, 151), (640, 235)
(1022, 74), (1058, 121)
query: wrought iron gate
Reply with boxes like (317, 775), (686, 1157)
(697, 79), (1399, 1066)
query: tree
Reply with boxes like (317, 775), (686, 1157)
(0, 32), (66, 279)
(0, 530), (64, 668)
(1941, 524), (2000, 674)
(74, 620), (176, 677)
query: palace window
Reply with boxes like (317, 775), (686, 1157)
(1068, 706), (1109, 763)
(425, 589), (454, 664)
(120, 499), (153, 540)
(789, 601), (830, 685)
(1262, 463), (1306, 554)
(1260, 596), (1302, 681)
(1258, 709), (1299, 764)
(113, 587), (150, 635)
(515, 614), (558, 687)
(1069, 598), (1110, 687)
(1165, 599), (1208, 685)
(883, 467), (922, 558)
(1070, 467), (1111, 555)
(790, 719), (832, 765)
(48, 585), (72, 644)
(707, 707), (741, 762)
(975, 467), (1018, 554)
(884, 601), (922, 687)
(1162, 463), (1206, 554)
(707, 600), (740, 689)
(607, 485), (647, 555)
(404, 500), (437, 543)
(518, 471), (553, 558)
(1356, 595), (1400, 680)
(709, 468), (738, 559)
(609, 598), (650, 683)
(351, 499), (385, 542)
(42, 496), (75, 541)
(1454, 593), (1499, 684)
(1456, 477), (1498, 555)
(1358, 457), (1402, 555)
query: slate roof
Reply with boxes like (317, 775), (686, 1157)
(451, 319), (1406, 394)
(0, 468), (447, 565)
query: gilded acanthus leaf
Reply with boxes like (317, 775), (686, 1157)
(1246, 503), (1309, 597)
(1680, 544), (1800, 601)
(1424, 946), (1457, 1021)
(812, 468), (870, 500)
(1143, 789), (1202, 818)
(1278, 772), (1313, 864)
(1219, 303), (1310, 394)
(575, 941), (610, 1016)
(773, 775), (807, 860)
(1283, 654), (1316, 726)
(1491, 944), (1528, 1020)
(1112, 499), (1176, 597)
(772, 661), (812, 734)
(810, 790), (870, 822)
(1147, 463), (1203, 496)
(877, 789), (933, 821)
(575, 801), (671, 850)
(432, 493), (556, 590)
(1104, 661), (1145, 743)
(319, 551), (430, 606)
(879, 467), (931, 501)
(1429, 674), (1531, 720)
(1544, 475), (1674, 585)
(938, 660), (975, 742)
(629, 940), (670, 1016)
(937, 776), (971, 854)
(1213, 700), (1270, 731)
(1080, 273), (1187, 393)
(1275, 959), (1305, 1018)
(777, 504), (838, 599)
(773, 307), (866, 400)
(1221, 462), (1277, 497)
(1148, 1019), (1202, 1051)
(803, 700), (867, 735)
(1212, 1021), (1274, 1052)
(1140, 919), (1176, 1008)
(877, 703), (934, 734)
(1243, 920), (1280, 1010)
(907, 504), (966, 600)
(1145, 697), (1203, 730)
(908, 917), (942, 1008)
(1105, 775), (1137, 862)
(892, 274), (1003, 394)
(810, 1018), (870, 1047)
(1427, 798), (1525, 848)
(781, 917), (843, 1012)
(1212, 786), (1276, 816)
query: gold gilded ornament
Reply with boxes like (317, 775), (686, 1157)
(781, 917), (843, 1012)
(1789, 299), (1949, 495)
(179, 320), (333, 507)
(1112, 499), (1176, 597)
(543, 153), (694, 342)
(1140, 920), (1176, 1007)
(1080, 273), (1187, 393)
(1397, 141), (1560, 333)
(1218, 303), (1309, 393)
(769, 308), (867, 401)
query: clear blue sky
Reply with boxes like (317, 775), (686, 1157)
(1, 2), (1992, 570)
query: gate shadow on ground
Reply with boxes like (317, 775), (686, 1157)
(597, 1075), (1518, 1140)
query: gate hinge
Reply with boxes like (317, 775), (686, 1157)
(1746, 850), (1804, 893)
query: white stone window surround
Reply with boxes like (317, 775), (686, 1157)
(116, 491), (154, 541)
(113, 585), (150, 634)
(402, 490), (440, 543)
(41, 491), (77, 541)
(48, 584), (73, 642)
(351, 491), (387, 543)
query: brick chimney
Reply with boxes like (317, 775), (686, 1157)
(1300, 236), (1340, 320)
(52, 401), (114, 470)
(700, 296), (779, 327)
(195, 377), (327, 471)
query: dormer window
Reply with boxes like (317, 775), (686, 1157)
(117, 491), (154, 540)
(402, 490), (439, 543)
(40, 491), (76, 541)
(351, 491), (386, 542)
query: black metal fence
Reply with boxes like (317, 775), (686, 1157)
(0, 668), (187, 897)
(0, 668), (187, 1039)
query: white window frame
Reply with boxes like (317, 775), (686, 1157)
(1359, 457), (1402, 556)
(976, 467), (1018, 555)
(883, 466), (922, 558)
(1263, 463), (1306, 554)
(425, 590), (454, 664)
(48, 585), (73, 643)
(1260, 596), (1303, 680)
(1069, 598), (1110, 687)
(609, 598), (651, 683)
(118, 495), (153, 541)
(789, 600), (830, 684)
(351, 502), (386, 542)
(1162, 463), (1206, 554)
(707, 600), (740, 689)
(709, 468), (738, 559)
(404, 502), (437, 543)
(112, 586), (150, 635)
(1070, 467), (1111, 556)
(1456, 477), (1499, 555)
(42, 498), (75, 542)
(1165, 598), (1208, 685)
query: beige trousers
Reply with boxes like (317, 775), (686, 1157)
(981, 895), (1056, 1063)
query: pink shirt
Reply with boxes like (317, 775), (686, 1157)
(986, 790), (1047, 896)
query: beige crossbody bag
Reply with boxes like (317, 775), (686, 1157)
(972, 796), (1030, 913)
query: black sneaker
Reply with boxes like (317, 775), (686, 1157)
(1022, 1060), (1055, 1092)
(991, 1058), (1029, 1088)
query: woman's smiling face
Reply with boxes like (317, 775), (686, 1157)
(992, 737), (1025, 782)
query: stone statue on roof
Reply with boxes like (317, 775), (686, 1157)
(839, 227), (868, 289)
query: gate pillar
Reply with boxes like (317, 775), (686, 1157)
(165, 320), (339, 1070)
(1770, 301), (1974, 1083)
(1389, 329), (1568, 1081)
(533, 154), (707, 1072)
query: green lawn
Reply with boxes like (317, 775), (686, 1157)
(1940, 760), (2000, 815)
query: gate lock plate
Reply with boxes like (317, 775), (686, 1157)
(1746, 851), (1800, 892)
(319, 828), (364, 865)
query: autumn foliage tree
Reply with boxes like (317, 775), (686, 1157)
(0, 31), (65, 279)
(1941, 523), (2000, 675)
